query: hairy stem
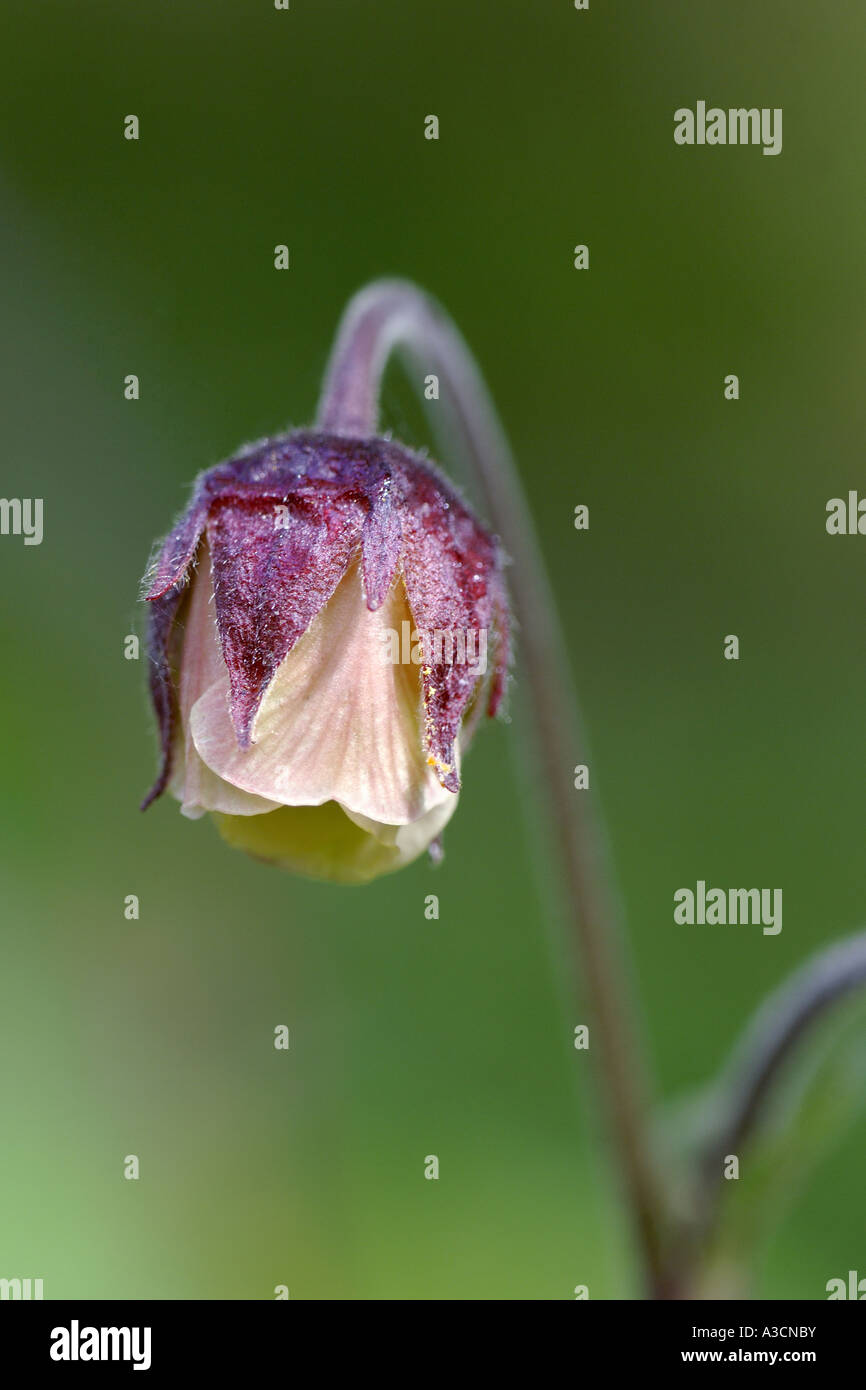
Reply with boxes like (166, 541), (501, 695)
(317, 279), (668, 1295)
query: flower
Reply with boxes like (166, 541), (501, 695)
(141, 430), (510, 883)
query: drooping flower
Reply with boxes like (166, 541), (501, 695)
(141, 430), (510, 883)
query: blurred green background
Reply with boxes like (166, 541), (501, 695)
(1, 0), (864, 1299)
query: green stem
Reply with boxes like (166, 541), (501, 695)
(696, 927), (866, 1251)
(317, 279), (669, 1296)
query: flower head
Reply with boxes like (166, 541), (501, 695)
(142, 430), (510, 883)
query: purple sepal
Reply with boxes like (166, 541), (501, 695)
(141, 431), (510, 805)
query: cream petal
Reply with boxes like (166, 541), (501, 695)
(180, 747), (281, 819)
(342, 795), (457, 855)
(190, 561), (455, 827)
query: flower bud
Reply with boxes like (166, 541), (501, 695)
(141, 431), (510, 883)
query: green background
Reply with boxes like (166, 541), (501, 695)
(1, 0), (863, 1298)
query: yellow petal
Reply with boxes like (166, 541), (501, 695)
(214, 797), (454, 885)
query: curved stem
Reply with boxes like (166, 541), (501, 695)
(317, 279), (668, 1295)
(698, 928), (866, 1232)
